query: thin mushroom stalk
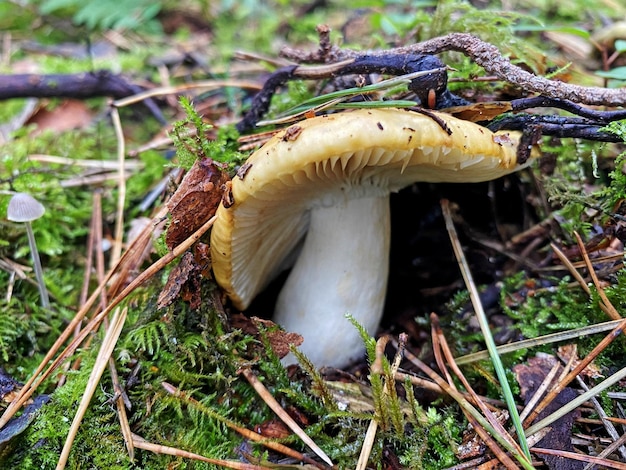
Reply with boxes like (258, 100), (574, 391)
(211, 108), (536, 368)
(24, 221), (50, 309)
(7, 193), (50, 310)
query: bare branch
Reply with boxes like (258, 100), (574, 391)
(0, 70), (141, 100)
(304, 33), (626, 107)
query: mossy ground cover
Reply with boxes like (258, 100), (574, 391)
(2, 1), (626, 468)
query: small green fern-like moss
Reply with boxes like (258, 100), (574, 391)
(172, 96), (246, 171)
(2, 353), (130, 470)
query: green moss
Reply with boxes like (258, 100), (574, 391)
(499, 271), (626, 367)
(0, 124), (167, 310)
(396, 405), (461, 468)
(171, 97), (246, 170)
(2, 353), (129, 470)
(2, 282), (263, 469)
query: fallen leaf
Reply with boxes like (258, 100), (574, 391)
(158, 251), (202, 309)
(513, 355), (583, 470)
(557, 344), (604, 379)
(253, 419), (291, 439)
(27, 99), (93, 135)
(230, 315), (303, 359)
(166, 157), (229, 249)
(443, 101), (512, 122)
(0, 369), (21, 403)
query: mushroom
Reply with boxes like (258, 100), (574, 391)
(7, 192), (50, 310)
(210, 108), (534, 367)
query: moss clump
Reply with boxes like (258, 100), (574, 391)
(171, 96), (246, 171)
(2, 354), (127, 470)
(2, 281), (268, 469)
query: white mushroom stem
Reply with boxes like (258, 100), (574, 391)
(25, 222), (50, 310)
(274, 196), (390, 367)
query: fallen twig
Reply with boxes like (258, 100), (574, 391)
(239, 367), (333, 467)
(284, 32), (626, 107)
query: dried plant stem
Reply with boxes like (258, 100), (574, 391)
(401, 347), (535, 470)
(574, 232), (623, 320)
(110, 106), (126, 267)
(161, 382), (326, 469)
(573, 372), (626, 463)
(525, 365), (626, 437)
(522, 317), (626, 428)
(441, 199), (531, 462)
(28, 154), (145, 169)
(455, 319), (624, 365)
(57, 194), (103, 389)
(109, 357), (134, 460)
(521, 233), (626, 436)
(393, 370), (442, 393)
(430, 316), (522, 470)
(532, 447), (626, 469)
(240, 368), (333, 467)
(111, 79), (262, 108)
(131, 433), (270, 470)
(56, 307), (128, 470)
(550, 242), (591, 295)
(355, 420), (378, 470)
(432, 316), (521, 453)
(585, 428), (626, 468)
(518, 362), (560, 424)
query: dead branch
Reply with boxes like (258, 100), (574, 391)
(283, 32), (626, 107)
(0, 70), (143, 100)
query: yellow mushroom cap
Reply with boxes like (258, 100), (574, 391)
(211, 108), (532, 311)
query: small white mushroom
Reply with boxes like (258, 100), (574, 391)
(7, 193), (50, 309)
(211, 108), (535, 368)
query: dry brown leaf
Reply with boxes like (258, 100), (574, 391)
(230, 315), (303, 359)
(513, 355), (583, 470)
(166, 157), (229, 249)
(27, 99), (93, 135)
(557, 344), (604, 379)
(443, 101), (512, 122)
